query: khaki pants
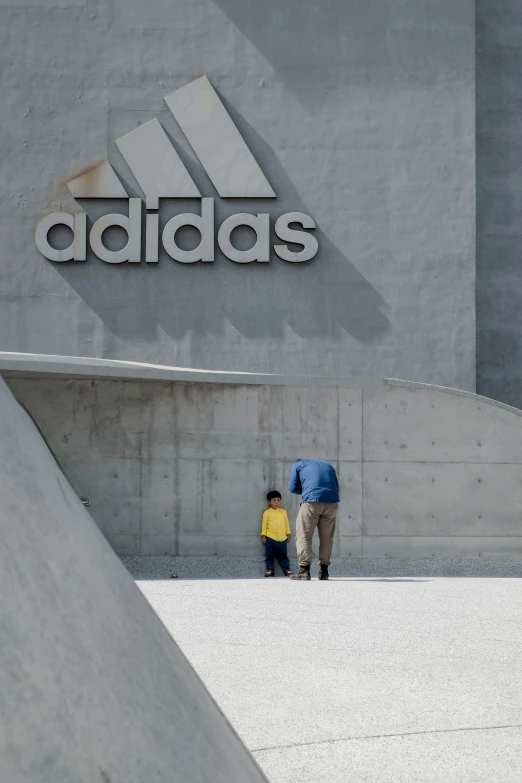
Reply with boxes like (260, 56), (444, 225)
(295, 502), (338, 567)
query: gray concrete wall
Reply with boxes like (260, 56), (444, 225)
(476, 0), (522, 407)
(0, 0), (476, 390)
(0, 374), (269, 782)
(6, 362), (522, 559)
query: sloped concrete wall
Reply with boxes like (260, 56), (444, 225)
(4, 357), (522, 559)
(0, 375), (268, 782)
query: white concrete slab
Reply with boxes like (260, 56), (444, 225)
(164, 75), (276, 199)
(256, 727), (522, 783)
(133, 569), (522, 783)
(115, 118), (201, 207)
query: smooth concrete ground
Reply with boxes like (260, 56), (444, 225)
(128, 560), (522, 783)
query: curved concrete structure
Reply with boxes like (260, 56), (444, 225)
(0, 376), (268, 782)
(2, 352), (522, 560)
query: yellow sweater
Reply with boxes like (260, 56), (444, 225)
(261, 507), (291, 542)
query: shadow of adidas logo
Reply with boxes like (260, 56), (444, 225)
(35, 75), (318, 265)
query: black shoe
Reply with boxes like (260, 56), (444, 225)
(319, 564), (329, 580)
(289, 565), (311, 581)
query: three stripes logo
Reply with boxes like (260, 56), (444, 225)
(35, 75), (318, 265)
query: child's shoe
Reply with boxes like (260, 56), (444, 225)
(264, 569), (275, 577)
(283, 569), (293, 577)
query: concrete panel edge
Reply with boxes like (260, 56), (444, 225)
(0, 353), (520, 418)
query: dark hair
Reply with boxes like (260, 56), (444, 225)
(267, 490), (281, 501)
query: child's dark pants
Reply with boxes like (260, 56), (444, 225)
(265, 537), (290, 572)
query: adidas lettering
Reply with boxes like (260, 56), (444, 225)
(35, 198), (318, 264)
(34, 75), (318, 265)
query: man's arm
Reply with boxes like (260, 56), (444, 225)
(288, 462), (302, 494)
(333, 468), (340, 497)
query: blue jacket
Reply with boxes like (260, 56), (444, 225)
(288, 459), (340, 503)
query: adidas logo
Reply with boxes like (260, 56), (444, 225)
(35, 75), (318, 265)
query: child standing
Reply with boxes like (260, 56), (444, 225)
(261, 491), (293, 577)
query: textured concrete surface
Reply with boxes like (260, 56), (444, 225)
(0, 0), (475, 390)
(124, 555), (522, 579)
(131, 566), (522, 783)
(476, 0), (522, 407)
(0, 376), (268, 782)
(5, 367), (522, 559)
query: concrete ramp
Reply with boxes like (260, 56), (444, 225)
(0, 377), (268, 783)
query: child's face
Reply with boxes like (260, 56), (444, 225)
(270, 497), (281, 508)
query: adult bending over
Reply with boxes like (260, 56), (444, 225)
(288, 459), (340, 581)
